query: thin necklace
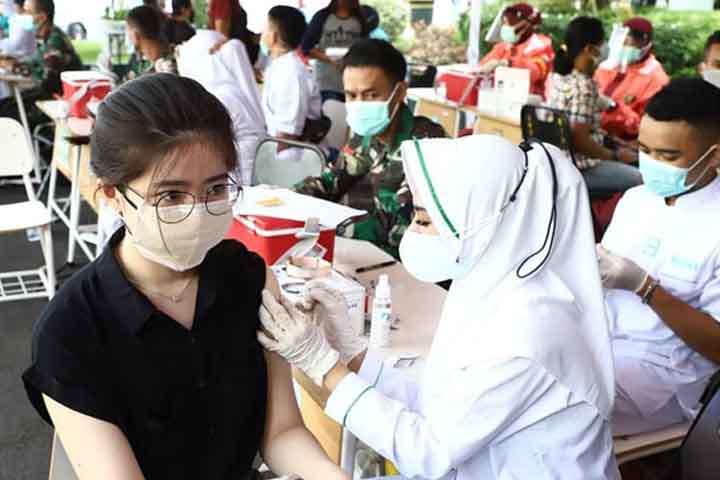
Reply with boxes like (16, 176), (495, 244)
(129, 275), (196, 304)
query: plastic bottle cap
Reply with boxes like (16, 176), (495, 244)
(376, 274), (391, 298)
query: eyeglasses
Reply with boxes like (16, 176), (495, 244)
(119, 176), (242, 224)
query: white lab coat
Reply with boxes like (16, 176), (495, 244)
(602, 177), (720, 433)
(177, 30), (266, 185)
(325, 137), (619, 479)
(328, 332), (618, 479)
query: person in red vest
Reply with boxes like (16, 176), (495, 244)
(594, 17), (669, 140)
(478, 2), (554, 97)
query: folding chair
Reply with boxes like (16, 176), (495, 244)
(678, 370), (720, 479)
(322, 99), (348, 152)
(520, 104), (576, 164)
(252, 137), (326, 188)
(0, 118), (55, 303)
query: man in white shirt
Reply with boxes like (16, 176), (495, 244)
(599, 78), (720, 435)
(260, 5), (323, 162)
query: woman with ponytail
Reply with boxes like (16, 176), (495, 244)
(548, 16), (642, 195)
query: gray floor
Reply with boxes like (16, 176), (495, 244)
(0, 183), (90, 480)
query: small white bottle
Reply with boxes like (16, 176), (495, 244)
(369, 274), (392, 348)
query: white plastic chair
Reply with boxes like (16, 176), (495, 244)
(322, 99), (348, 152)
(0, 118), (55, 303)
(252, 137), (326, 188)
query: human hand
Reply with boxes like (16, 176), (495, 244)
(258, 290), (340, 386)
(596, 245), (648, 293)
(303, 280), (368, 365)
(209, 39), (228, 55)
(478, 59), (509, 74)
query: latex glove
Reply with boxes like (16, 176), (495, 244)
(303, 280), (368, 365)
(596, 245), (648, 293)
(258, 290), (340, 386)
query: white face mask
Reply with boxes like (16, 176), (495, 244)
(399, 211), (503, 284)
(124, 198), (233, 272)
(399, 231), (470, 283)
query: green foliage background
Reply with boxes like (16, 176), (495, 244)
(365, 0), (410, 43)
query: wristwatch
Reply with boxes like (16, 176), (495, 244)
(640, 278), (660, 305)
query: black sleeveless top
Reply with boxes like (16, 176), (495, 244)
(23, 229), (268, 479)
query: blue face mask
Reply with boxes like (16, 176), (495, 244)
(345, 83), (400, 138)
(639, 147), (717, 198)
(621, 45), (645, 65)
(500, 24), (519, 44)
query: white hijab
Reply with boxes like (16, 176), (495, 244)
(401, 135), (615, 419)
(177, 30), (266, 184)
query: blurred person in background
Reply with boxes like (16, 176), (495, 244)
(165, 0), (196, 46)
(594, 17), (669, 140)
(478, 2), (554, 97)
(699, 30), (720, 87)
(301, 0), (368, 103)
(125, 5), (177, 80)
(547, 16), (641, 195)
(207, 0), (258, 64)
(0, 0), (80, 121)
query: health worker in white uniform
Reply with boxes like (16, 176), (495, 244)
(177, 29), (266, 186)
(598, 78), (720, 436)
(258, 135), (620, 479)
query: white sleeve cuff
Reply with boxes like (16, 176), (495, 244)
(325, 372), (372, 426)
(357, 350), (385, 382)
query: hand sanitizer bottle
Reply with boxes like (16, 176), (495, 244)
(369, 274), (392, 348)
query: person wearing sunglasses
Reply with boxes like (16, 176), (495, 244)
(22, 74), (348, 480)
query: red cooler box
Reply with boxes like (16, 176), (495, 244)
(61, 71), (113, 118)
(227, 215), (336, 266)
(435, 70), (484, 106)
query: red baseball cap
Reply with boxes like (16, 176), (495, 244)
(624, 17), (653, 36)
(504, 3), (542, 26)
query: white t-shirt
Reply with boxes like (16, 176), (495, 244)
(262, 51), (322, 138)
(602, 177), (720, 416)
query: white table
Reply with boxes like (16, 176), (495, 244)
(294, 237), (447, 472)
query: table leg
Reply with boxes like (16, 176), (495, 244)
(340, 428), (358, 474)
(47, 153), (58, 212)
(66, 145), (82, 265)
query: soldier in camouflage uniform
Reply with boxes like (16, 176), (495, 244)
(0, 0), (81, 124)
(123, 5), (178, 82)
(294, 40), (446, 258)
(26, 0), (82, 95)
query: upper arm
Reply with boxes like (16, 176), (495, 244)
(215, 18), (231, 37)
(260, 350), (305, 454)
(700, 255), (720, 322)
(301, 13), (325, 54)
(44, 395), (144, 480)
(267, 75), (305, 135)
